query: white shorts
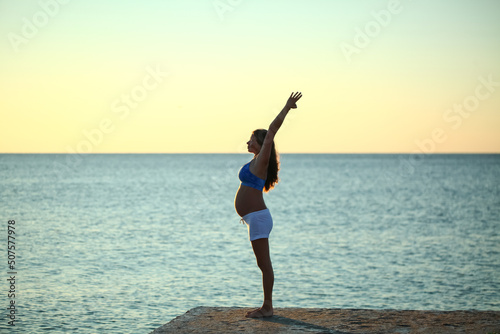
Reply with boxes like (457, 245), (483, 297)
(241, 208), (273, 241)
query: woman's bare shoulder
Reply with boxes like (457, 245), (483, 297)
(251, 155), (268, 179)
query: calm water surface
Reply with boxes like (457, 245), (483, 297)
(1, 154), (499, 333)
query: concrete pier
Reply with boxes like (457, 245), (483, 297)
(150, 307), (500, 333)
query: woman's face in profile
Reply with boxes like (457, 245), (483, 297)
(247, 134), (261, 154)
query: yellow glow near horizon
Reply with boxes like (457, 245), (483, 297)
(1, 0), (499, 153)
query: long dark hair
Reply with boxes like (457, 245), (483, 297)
(253, 129), (279, 192)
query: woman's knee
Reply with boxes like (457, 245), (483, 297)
(256, 259), (273, 273)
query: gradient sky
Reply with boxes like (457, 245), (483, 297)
(1, 0), (499, 153)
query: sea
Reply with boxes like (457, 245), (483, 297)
(1, 153), (499, 333)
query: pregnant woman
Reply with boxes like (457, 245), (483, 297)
(234, 92), (302, 318)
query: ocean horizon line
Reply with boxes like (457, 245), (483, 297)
(1, 152), (499, 155)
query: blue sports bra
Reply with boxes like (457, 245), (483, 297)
(239, 161), (266, 191)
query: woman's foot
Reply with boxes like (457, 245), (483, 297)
(245, 308), (260, 317)
(245, 307), (273, 318)
(245, 301), (273, 318)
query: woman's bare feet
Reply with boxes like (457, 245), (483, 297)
(245, 301), (273, 318)
(245, 307), (260, 317)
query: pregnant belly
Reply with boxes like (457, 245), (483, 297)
(234, 185), (266, 217)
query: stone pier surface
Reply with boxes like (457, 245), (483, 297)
(150, 307), (500, 333)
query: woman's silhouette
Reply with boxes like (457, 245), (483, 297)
(234, 92), (302, 318)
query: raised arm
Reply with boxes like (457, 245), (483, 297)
(268, 92), (301, 133)
(256, 92), (302, 166)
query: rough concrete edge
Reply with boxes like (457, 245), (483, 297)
(149, 307), (201, 334)
(149, 307), (236, 334)
(149, 307), (500, 334)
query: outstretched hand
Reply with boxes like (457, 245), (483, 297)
(286, 92), (302, 109)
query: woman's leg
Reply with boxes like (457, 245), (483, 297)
(246, 238), (274, 318)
